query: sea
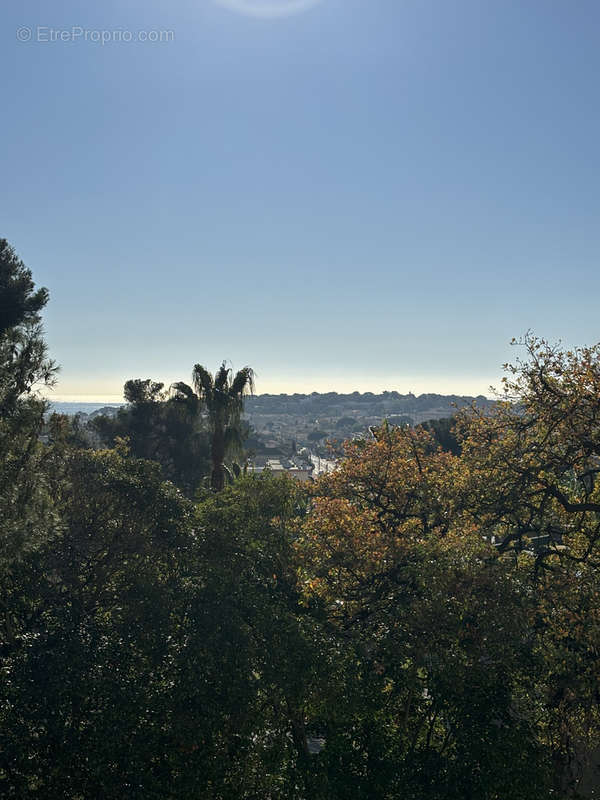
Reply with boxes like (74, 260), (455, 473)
(48, 402), (124, 417)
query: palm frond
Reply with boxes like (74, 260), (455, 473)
(215, 362), (231, 392)
(169, 381), (195, 400)
(192, 365), (214, 400)
(230, 367), (255, 397)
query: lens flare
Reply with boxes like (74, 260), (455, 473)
(213, 0), (324, 19)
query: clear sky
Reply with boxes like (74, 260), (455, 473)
(3, 0), (599, 400)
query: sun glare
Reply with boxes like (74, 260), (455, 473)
(212, 0), (324, 20)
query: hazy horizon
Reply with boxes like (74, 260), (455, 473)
(44, 371), (504, 404)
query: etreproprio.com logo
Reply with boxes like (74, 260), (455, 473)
(16, 26), (175, 44)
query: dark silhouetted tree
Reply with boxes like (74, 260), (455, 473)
(188, 362), (255, 491)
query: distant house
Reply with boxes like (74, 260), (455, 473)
(246, 456), (314, 483)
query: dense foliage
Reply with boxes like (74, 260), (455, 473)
(92, 379), (211, 496)
(0, 239), (57, 567)
(2, 242), (600, 798)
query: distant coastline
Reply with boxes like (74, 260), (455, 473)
(49, 402), (124, 416)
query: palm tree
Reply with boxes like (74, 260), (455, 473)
(178, 362), (254, 491)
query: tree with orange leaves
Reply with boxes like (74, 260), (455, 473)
(455, 334), (600, 796)
(297, 422), (550, 799)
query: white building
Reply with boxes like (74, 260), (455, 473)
(247, 456), (314, 483)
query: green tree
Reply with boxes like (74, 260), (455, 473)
(0, 446), (196, 799)
(0, 239), (57, 569)
(0, 239), (48, 338)
(0, 448), (328, 799)
(186, 474), (331, 797)
(185, 361), (254, 491)
(0, 238), (55, 415)
(93, 378), (210, 495)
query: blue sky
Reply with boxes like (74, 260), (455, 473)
(3, 0), (599, 399)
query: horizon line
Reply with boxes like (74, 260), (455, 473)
(46, 388), (497, 403)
